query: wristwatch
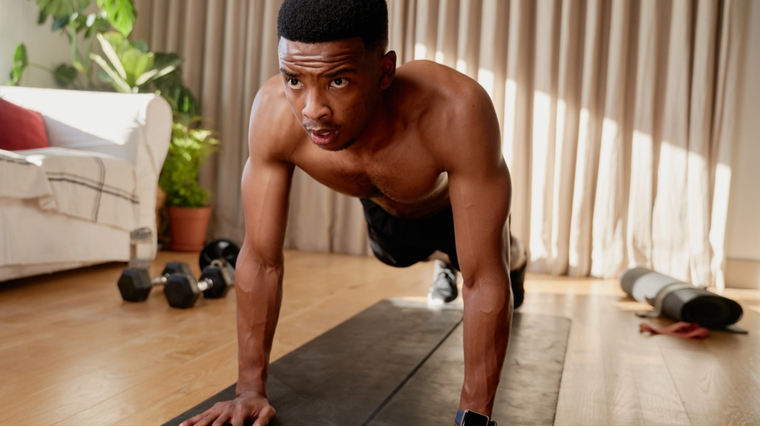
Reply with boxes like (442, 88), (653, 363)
(455, 409), (497, 426)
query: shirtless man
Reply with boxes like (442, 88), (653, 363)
(182, 0), (527, 425)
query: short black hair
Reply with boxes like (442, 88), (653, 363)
(277, 0), (389, 53)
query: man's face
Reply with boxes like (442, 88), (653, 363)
(278, 37), (385, 151)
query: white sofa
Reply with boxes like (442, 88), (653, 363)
(0, 86), (172, 281)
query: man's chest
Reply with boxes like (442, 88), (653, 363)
(292, 141), (447, 204)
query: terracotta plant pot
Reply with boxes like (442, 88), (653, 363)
(167, 206), (212, 252)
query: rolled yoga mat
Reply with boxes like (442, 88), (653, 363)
(619, 267), (743, 329)
(165, 298), (570, 426)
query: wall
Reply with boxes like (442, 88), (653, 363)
(0, 0), (75, 89)
(725, 0), (760, 289)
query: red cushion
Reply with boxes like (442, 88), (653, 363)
(0, 97), (50, 151)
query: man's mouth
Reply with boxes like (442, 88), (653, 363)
(309, 129), (338, 145)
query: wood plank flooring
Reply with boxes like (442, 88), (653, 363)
(0, 250), (758, 425)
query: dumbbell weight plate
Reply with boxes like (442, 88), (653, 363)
(200, 265), (235, 299)
(118, 262), (192, 302)
(118, 268), (153, 302)
(164, 274), (202, 309)
(199, 239), (240, 270)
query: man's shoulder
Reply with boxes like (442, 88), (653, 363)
(393, 61), (500, 163)
(396, 60), (489, 105)
(394, 61), (495, 132)
(249, 76), (304, 162)
(252, 76), (295, 125)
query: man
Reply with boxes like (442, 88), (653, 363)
(182, 0), (526, 425)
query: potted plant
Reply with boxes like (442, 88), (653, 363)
(159, 116), (220, 251)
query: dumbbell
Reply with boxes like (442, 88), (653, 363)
(118, 262), (192, 302)
(163, 261), (235, 309)
(199, 239), (240, 270)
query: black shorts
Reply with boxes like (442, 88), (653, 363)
(360, 198), (460, 271)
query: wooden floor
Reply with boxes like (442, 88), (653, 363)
(0, 250), (759, 426)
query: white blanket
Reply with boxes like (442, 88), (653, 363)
(0, 148), (139, 231)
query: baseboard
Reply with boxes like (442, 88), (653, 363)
(725, 258), (760, 289)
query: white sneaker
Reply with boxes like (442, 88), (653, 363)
(427, 260), (458, 305)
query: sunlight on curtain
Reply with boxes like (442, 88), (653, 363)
(135, 0), (747, 288)
(386, 0), (745, 287)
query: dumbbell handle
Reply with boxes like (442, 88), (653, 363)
(150, 274), (171, 286)
(197, 277), (215, 292)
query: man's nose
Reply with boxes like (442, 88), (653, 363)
(302, 89), (331, 121)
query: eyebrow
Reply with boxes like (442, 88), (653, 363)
(278, 67), (357, 78)
(323, 68), (357, 78)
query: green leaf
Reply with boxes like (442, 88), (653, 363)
(9, 44), (28, 85)
(53, 63), (78, 87)
(119, 48), (153, 86)
(72, 60), (86, 73)
(89, 52), (131, 92)
(99, 31), (132, 55)
(85, 15), (110, 38)
(132, 39), (148, 53)
(37, 0), (90, 19)
(151, 53), (183, 76)
(153, 68), (199, 116)
(159, 118), (219, 207)
(51, 15), (70, 31)
(73, 13), (88, 33)
(97, 69), (112, 82)
(13, 44), (28, 68)
(133, 68), (159, 86)
(136, 53), (182, 86)
(95, 32), (127, 80)
(38, 10), (49, 24)
(96, 0), (136, 37)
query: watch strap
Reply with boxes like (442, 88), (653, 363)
(455, 410), (465, 425)
(455, 410), (496, 426)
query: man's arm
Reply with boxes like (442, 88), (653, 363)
(440, 84), (513, 418)
(182, 79), (296, 426)
(234, 146), (294, 406)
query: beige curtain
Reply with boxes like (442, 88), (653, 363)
(134, 0), (747, 288)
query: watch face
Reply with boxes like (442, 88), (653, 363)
(463, 410), (490, 426)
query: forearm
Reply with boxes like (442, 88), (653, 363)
(459, 274), (513, 416)
(234, 244), (284, 399)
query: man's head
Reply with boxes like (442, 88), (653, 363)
(277, 0), (396, 151)
(277, 0), (389, 54)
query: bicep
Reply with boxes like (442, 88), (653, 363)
(240, 154), (294, 265)
(443, 89), (512, 282)
(240, 83), (297, 265)
(448, 158), (512, 282)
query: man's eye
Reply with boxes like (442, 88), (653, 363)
(288, 78), (301, 88)
(331, 78), (347, 88)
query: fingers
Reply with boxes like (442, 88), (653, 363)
(211, 410), (232, 426)
(179, 398), (274, 426)
(252, 406), (276, 426)
(181, 403), (232, 426)
(180, 411), (210, 426)
(186, 412), (224, 426)
(231, 410), (247, 426)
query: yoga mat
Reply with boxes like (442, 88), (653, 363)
(620, 267), (743, 329)
(165, 299), (570, 426)
(369, 312), (570, 426)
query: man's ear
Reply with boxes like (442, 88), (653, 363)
(379, 51), (397, 89)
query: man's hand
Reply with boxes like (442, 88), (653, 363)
(180, 391), (275, 426)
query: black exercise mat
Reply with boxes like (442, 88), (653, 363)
(165, 299), (570, 426)
(165, 299), (463, 426)
(369, 312), (570, 426)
